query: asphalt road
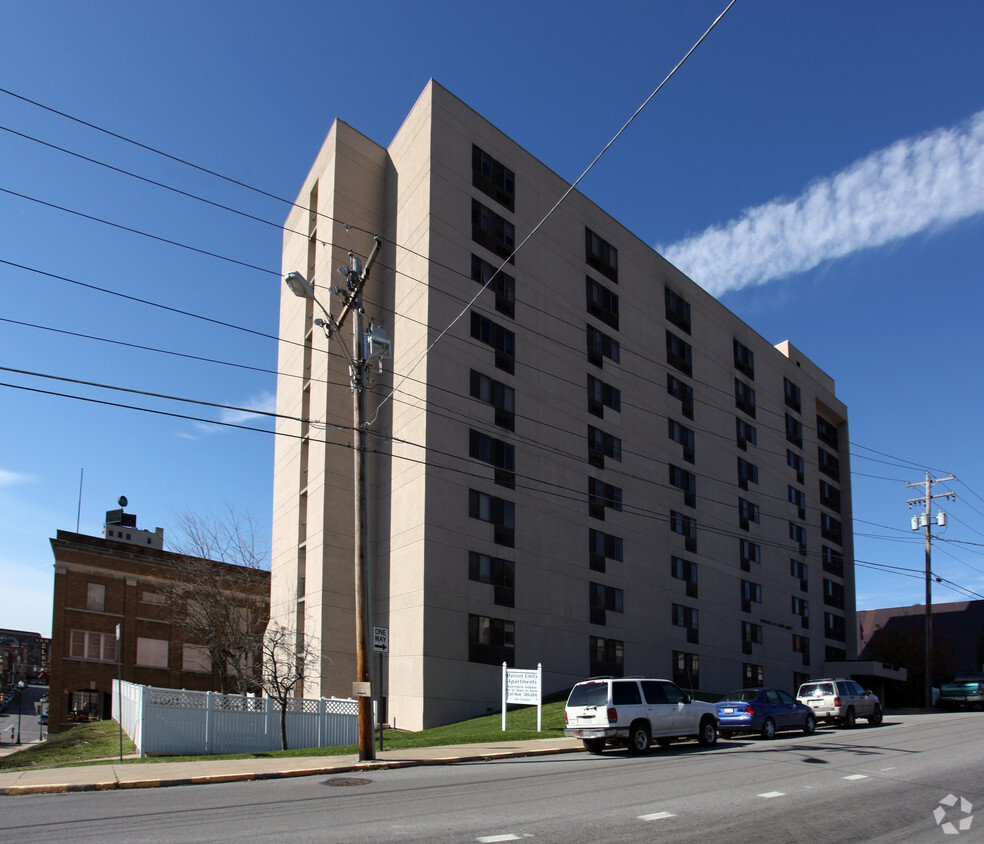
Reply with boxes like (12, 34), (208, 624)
(0, 683), (46, 746)
(5, 710), (982, 843)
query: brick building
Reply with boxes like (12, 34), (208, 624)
(48, 514), (269, 734)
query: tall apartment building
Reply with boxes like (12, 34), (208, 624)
(272, 80), (856, 730)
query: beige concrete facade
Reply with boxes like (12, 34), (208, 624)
(272, 81), (855, 730)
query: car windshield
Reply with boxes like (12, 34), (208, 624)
(720, 689), (758, 703)
(568, 682), (608, 707)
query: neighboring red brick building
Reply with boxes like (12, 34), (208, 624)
(48, 516), (269, 734)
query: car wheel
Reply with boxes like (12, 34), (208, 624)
(867, 705), (883, 726)
(803, 713), (816, 735)
(697, 716), (718, 747)
(760, 718), (776, 739)
(656, 737), (673, 748)
(626, 721), (651, 755)
(583, 738), (606, 754)
(843, 707), (856, 728)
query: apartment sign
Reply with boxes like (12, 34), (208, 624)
(501, 662), (543, 732)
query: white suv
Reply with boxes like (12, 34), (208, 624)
(564, 677), (719, 754)
(796, 678), (883, 728)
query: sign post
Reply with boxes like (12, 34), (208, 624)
(372, 627), (388, 751)
(501, 663), (542, 732)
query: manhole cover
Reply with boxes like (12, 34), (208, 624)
(322, 777), (373, 787)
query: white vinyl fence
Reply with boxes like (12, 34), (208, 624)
(113, 679), (358, 757)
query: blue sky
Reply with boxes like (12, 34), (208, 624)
(2, 1), (982, 639)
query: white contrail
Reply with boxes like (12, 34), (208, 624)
(658, 110), (984, 296)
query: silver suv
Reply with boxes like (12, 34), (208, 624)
(564, 677), (719, 754)
(795, 678), (883, 728)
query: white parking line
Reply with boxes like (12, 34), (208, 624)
(639, 812), (676, 821)
(843, 774), (868, 781)
(476, 836), (522, 842)
(758, 791), (786, 798)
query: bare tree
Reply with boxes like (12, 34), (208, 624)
(259, 619), (321, 751)
(161, 505), (271, 694)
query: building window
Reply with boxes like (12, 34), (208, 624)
(471, 198), (515, 260)
(788, 485), (806, 518)
(588, 425), (622, 468)
(590, 582), (624, 625)
(672, 604), (699, 643)
(666, 330), (693, 376)
(668, 419), (695, 463)
(469, 551), (515, 607)
(469, 614), (514, 665)
(589, 528), (623, 573)
(470, 369), (515, 431)
(736, 418), (757, 450)
(587, 374), (621, 418)
(821, 513), (843, 544)
(740, 539), (761, 571)
(819, 480), (841, 512)
(136, 637), (169, 669)
(785, 414), (803, 447)
(822, 546), (844, 576)
(587, 324), (620, 367)
(665, 287), (691, 334)
(585, 227), (618, 282)
(468, 489), (515, 547)
(470, 429), (515, 488)
(671, 556), (698, 598)
(733, 339), (755, 378)
(670, 510), (697, 552)
(823, 578), (845, 610)
(792, 596), (810, 628)
(588, 478), (622, 520)
(472, 144), (515, 211)
(673, 651), (699, 689)
(182, 644), (212, 673)
(742, 621), (763, 649)
(743, 663), (764, 687)
(735, 378), (756, 417)
(738, 498), (760, 529)
(586, 276), (619, 329)
(789, 522), (808, 552)
(784, 377), (802, 412)
(787, 449), (805, 484)
(792, 634), (811, 665)
(667, 374), (694, 419)
(824, 612), (846, 642)
(818, 447), (840, 481)
(737, 457), (759, 489)
(141, 591), (166, 606)
(86, 582), (106, 613)
(790, 558), (809, 590)
(590, 636), (624, 676)
(741, 579), (762, 613)
(471, 311), (515, 374)
(669, 464), (697, 508)
(70, 630), (116, 663)
(472, 254), (515, 318)
(817, 415), (839, 448)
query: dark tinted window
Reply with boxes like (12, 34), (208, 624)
(567, 681), (609, 707)
(611, 680), (642, 705)
(777, 690), (796, 705)
(662, 682), (687, 704)
(641, 681), (668, 704)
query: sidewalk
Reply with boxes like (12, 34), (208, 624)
(0, 736), (584, 796)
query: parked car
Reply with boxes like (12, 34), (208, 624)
(37, 712), (47, 725)
(715, 687), (816, 739)
(564, 677), (719, 755)
(939, 674), (984, 710)
(796, 678), (883, 727)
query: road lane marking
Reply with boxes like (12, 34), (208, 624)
(477, 836), (522, 842)
(639, 812), (676, 821)
(843, 774), (868, 780)
(758, 791), (785, 798)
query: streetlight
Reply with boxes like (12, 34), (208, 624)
(285, 236), (387, 762)
(16, 680), (25, 744)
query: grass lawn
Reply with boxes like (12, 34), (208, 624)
(0, 698), (568, 771)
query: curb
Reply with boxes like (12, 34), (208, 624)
(0, 744), (583, 796)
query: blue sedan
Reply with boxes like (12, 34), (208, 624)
(715, 688), (816, 739)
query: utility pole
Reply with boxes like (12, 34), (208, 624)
(906, 472), (955, 710)
(285, 236), (388, 763)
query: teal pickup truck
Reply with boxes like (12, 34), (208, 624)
(939, 674), (984, 709)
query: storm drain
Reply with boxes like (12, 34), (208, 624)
(322, 777), (373, 787)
